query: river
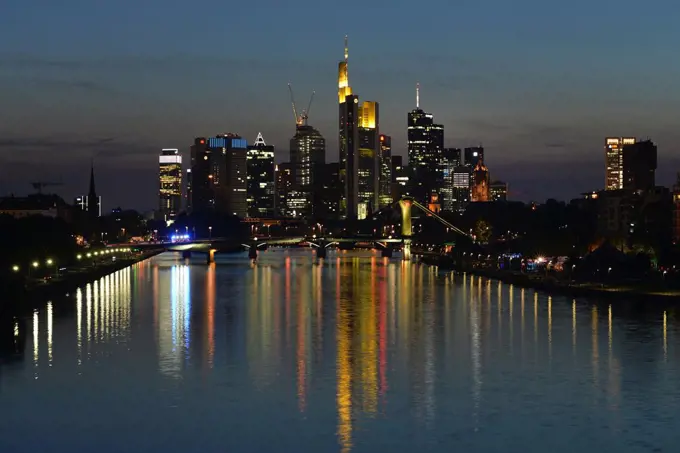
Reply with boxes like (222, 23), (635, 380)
(0, 250), (678, 452)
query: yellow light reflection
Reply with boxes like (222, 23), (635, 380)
(336, 293), (352, 453)
(47, 301), (53, 366)
(608, 305), (612, 353)
(77, 288), (82, 366)
(206, 263), (215, 368)
(572, 300), (577, 353)
(533, 292), (538, 348)
(33, 310), (39, 378)
(86, 283), (92, 353)
(663, 311), (668, 360)
(547, 296), (552, 360)
(592, 306), (599, 386)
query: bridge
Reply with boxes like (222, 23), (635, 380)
(119, 197), (470, 263)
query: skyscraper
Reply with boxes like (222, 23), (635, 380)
(275, 163), (294, 217)
(340, 93), (360, 219)
(338, 36), (359, 219)
(357, 100), (380, 218)
(623, 139), (657, 191)
(189, 137), (212, 212)
(452, 165), (471, 213)
(407, 84), (443, 204)
(440, 148), (462, 211)
(246, 133), (275, 218)
(490, 181), (508, 201)
(379, 134), (392, 208)
(605, 137), (636, 190)
(290, 123), (326, 218)
(190, 134), (248, 217)
(464, 146), (484, 168)
(159, 148), (182, 223)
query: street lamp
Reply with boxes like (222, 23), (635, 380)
(209, 226), (212, 239)
(11, 265), (19, 272)
(77, 254), (82, 260)
(32, 261), (39, 268)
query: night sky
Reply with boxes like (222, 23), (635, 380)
(2, 0), (679, 212)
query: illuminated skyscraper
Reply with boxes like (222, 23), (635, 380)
(246, 133), (275, 218)
(275, 163), (294, 217)
(379, 134), (392, 208)
(464, 146), (484, 168)
(440, 148), (461, 211)
(407, 84), (443, 204)
(605, 137), (636, 190)
(190, 134), (248, 217)
(290, 123), (326, 218)
(452, 165), (471, 213)
(159, 148), (182, 223)
(357, 101), (380, 218)
(338, 36), (359, 219)
(340, 94), (360, 219)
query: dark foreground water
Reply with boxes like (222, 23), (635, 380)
(1, 250), (679, 452)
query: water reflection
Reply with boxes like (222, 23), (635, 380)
(3, 252), (680, 453)
(158, 265), (191, 379)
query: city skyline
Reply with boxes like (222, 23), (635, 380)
(2, 0), (680, 210)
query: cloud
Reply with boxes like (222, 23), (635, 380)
(0, 136), (153, 164)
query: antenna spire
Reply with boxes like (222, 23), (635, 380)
(254, 132), (266, 146)
(344, 35), (348, 63)
(416, 82), (420, 108)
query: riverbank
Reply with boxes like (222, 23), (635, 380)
(2, 249), (163, 315)
(420, 255), (680, 303)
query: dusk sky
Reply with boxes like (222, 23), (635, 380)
(1, 0), (679, 211)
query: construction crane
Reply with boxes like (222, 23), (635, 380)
(287, 83), (315, 127)
(31, 181), (63, 194)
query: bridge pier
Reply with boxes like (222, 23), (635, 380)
(316, 240), (327, 259)
(402, 239), (412, 261)
(248, 243), (258, 260)
(182, 250), (191, 259)
(381, 245), (393, 258)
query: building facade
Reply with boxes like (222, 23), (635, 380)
(440, 148), (462, 211)
(605, 137), (636, 190)
(246, 133), (275, 218)
(159, 148), (182, 223)
(379, 134), (392, 208)
(407, 86), (444, 205)
(357, 101), (379, 219)
(623, 139), (657, 191)
(189, 134), (248, 217)
(340, 94), (360, 219)
(290, 124), (326, 218)
(452, 165), (471, 213)
(470, 161), (490, 202)
(490, 180), (508, 201)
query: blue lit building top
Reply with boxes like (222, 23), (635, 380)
(208, 137), (247, 149)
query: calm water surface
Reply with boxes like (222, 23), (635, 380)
(1, 250), (678, 452)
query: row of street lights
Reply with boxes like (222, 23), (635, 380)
(11, 258), (56, 276)
(11, 248), (133, 274)
(75, 247), (132, 261)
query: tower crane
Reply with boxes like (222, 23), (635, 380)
(31, 181), (63, 194)
(287, 83), (315, 126)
